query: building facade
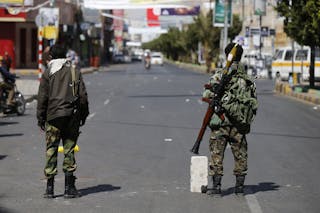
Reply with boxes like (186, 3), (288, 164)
(0, 0), (82, 69)
(232, 0), (290, 55)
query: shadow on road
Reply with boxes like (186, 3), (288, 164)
(0, 121), (19, 126)
(223, 182), (280, 196)
(127, 94), (201, 98)
(0, 133), (24, 138)
(251, 131), (320, 140)
(54, 184), (121, 198)
(0, 155), (7, 160)
(0, 206), (17, 213)
(103, 120), (197, 130)
(79, 184), (121, 196)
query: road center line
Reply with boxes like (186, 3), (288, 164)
(245, 188), (263, 213)
(104, 99), (110, 105)
(87, 113), (96, 120)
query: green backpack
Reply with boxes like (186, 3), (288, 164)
(221, 72), (258, 134)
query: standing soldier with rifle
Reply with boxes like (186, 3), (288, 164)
(37, 44), (89, 199)
(191, 42), (258, 196)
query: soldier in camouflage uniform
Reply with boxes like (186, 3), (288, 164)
(37, 44), (89, 199)
(202, 43), (257, 196)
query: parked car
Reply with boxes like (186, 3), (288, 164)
(132, 49), (144, 61)
(150, 52), (164, 66)
(112, 53), (125, 63)
(271, 46), (320, 81)
(124, 54), (132, 63)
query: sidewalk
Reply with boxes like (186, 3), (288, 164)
(274, 81), (320, 105)
(13, 67), (99, 102)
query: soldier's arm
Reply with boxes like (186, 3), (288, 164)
(78, 73), (89, 123)
(37, 70), (49, 125)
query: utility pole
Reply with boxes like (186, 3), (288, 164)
(223, 0), (228, 49)
(289, 0), (296, 84)
(259, 14), (262, 56)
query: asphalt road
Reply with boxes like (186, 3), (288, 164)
(1, 62), (320, 213)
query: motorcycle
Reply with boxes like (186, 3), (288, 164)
(144, 57), (151, 70)
(0, 82), (26, 116)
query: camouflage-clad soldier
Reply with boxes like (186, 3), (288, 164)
(202, 42), (258, 196)
(37, 44), (89, 199)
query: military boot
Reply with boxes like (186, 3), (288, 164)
(64, 174), (81, 198)
(235, 175), (245, 195)
(206, 175), (222, 196)
(43, 177), (54, 198)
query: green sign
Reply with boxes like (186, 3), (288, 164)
(254, 0), (266, 16)
(213, 0), (232, 27)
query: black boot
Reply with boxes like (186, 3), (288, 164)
(64, 174), (81, 198)
(43, 177), (54, 198)
(235, 175), (245, 195)
(206, 175), (222, 196)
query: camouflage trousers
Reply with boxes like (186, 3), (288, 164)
(209, 126), (248, 176)
(44, 116), (80, 178)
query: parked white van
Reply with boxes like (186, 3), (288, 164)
(271, 46), (320, 81)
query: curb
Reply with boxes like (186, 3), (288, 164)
(274, 81), (320, 105)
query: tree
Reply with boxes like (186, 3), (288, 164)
(228, 14), (242, 41)
(275, 0), (320, 88)
(142, 11), (242, 72)
(193, 11), (221, 73)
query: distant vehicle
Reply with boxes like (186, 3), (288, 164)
(0, 77), (26, 116)
(112, 53), (125, 63)
(132, 49), (144, 61)
(124, 55), (132, 63)
(243, 52), (258, 69)
(271, 47), (320, 81)
(243, 51), (270, 78)
(150, 52), (164, 66)
(145, 58), (151, 70)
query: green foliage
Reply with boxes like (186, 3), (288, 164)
(228, 14), (242, 41)
(142, 12), (243, 72)
(275, 0), (320, 46)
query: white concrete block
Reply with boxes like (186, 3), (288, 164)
(190, 156), (208, 193)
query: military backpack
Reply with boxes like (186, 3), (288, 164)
(221, 71), (258, 134)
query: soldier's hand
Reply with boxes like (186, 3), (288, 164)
(80, 119), (86, 126)
(38, 120), (45, 131)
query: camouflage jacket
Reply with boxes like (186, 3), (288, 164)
(37, 59), (89, 123)
(202, 62), (257, 132)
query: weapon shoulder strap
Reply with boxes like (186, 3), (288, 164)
(70, 65), (78, 97)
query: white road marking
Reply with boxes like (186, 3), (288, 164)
(87, 113), (96, 120)
(185, 99), (190, 102)
(104, 99), (110, 105)
(245, 188), (263, 213)
(147, 190), (169, 194)
(164, 138), (173, 142)
(119, 192), (138, 198)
